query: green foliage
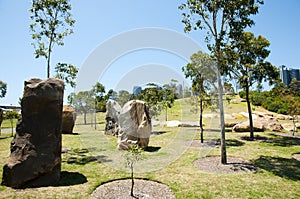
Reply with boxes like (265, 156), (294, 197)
(92, 82), (106, 112)
(138, 83), (175, 118)
(30, 0), (75, 78)
(3, 110), (20, 120)
(179, 0), (265, 163)
(55, 63), (78, 88)
(239, 90), (246, 99)
(0, 81), (7, 98)
(249, 91), (266, 106)
(117, 90), (132, 107)
(122, 144), (143, 197)
(225, 32), (280, 90)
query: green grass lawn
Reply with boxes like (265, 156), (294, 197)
(0, 99), (299, 198)
(0, 119), (18, 130)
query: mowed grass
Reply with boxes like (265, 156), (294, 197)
(0, 99), (299, 198)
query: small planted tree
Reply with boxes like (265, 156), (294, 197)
(30, 0), (76, 78)
(123, 144), (143, 197)
(4, 110), (20, 137)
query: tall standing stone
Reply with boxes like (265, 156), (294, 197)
(1, 78), (64, 188)
(62, 105), (76, 134)
(105, 99), (121, 136)
(117, 100), (152, 150)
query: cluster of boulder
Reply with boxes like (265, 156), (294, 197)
(105, 99), (152, 150)
(226, 111), (298, 132)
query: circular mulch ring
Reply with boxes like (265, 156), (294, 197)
(91, 179), (175, 199)
(194, 156), (257, 174)
(293, 154), (300, 161)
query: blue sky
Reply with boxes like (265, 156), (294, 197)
(0, 0), (299, 105)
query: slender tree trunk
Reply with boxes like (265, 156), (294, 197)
(217, 62), (227, 164)
(94, 109), (97, 130)
(84, 112), (87, 125)
(165, 106), (168, 121)
(130, 163), (134, 197)
(10, 119), (13, 137)
(90, 111), (93, 127)
(292, 116), (296, 136)
(245, 85), (254, 140)
(47, 38), (53, 78)
(199, 95), (204, 143)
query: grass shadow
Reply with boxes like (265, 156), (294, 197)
(62, 148), (111, 165)
(145, 146), (161, 152)
(254, 155), (300, 181)
(57, 171), (88, 186)
(226, 139), (245, 147)
(151, 131), (168, 136)
(240, 135), (269, 142)
(264, 134), (300, 147)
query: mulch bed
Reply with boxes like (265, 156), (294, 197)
(91, 179), (175, 199)
(194, 156), (257, 174)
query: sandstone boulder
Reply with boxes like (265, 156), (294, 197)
(232, 120), (264, 132)
(105, 99), (121, 136)
(117, 100), (151, 150)
(232, 117), (282, 132)
(2, 78), (64, 188)
(62, 105), (76, 134)
(281, 123), (295, 132)
(225, 121), (239, 128)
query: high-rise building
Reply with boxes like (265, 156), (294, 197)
(280, 65), (300, 87)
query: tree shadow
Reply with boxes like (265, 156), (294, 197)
(56, 171), (88, 186)
(145, 146), (161, 152)
(62, 148), (111, 165)
(151, 131), (168, 136)
(263, 134), (300, 147)
(240, 135), (269, 142)
(254, 155), (300, 181)
(226, 139), (245, 147)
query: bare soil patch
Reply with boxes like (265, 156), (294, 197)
(194, 156), (257, 174)
(91, 179), (175, 199)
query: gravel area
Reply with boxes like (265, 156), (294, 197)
(91, 179), (175, 199)
(194, 156), (257, 174)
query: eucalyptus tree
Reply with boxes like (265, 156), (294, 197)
(182, 51), (216, 143)
(225, 32), (280, 140)
(179, 0), (264, 164)
(30, 0), (75, 78)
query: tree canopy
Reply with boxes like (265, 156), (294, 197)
(30, 0), (75, 78)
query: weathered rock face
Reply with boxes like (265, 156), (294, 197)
(233, 120), (264, 132)
(117, 100), (151, 150)
(2, 78), (64, 188)
(62, 105), (76, 134)
(105, 100), (121, 136)
(232, 117), (282, 132)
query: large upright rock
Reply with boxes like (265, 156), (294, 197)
(2, 78), (64, 188)
(62, 105), (76, 134)
(117, 100), (151, 150)
(105, 99), (121, 136)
